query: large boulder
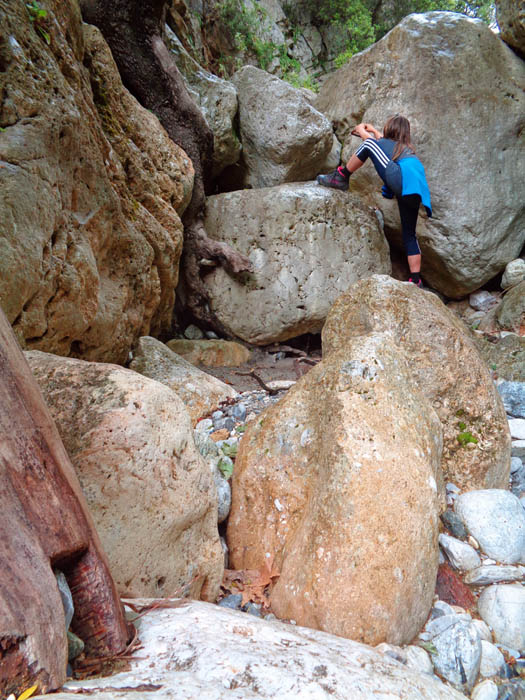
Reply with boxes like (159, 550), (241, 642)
(26, 351), (224, 601)
(231, 66), (335, 187)
(496, 0), (525, 56)
(323, 276), (511, 491)
(0, 1), (192, 363)
(315, 12), (525, 297)
(164, 26), (241, 177)
(203, 183), (391, 344)
(35, 600), (466, 700)
(227, 332), (443, 645)
(129, 336), (238, 425)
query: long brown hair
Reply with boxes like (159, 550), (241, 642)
(383, 115), (415, 160)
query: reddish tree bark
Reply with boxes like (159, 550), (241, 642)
(0, 308), (130, 696)
(80, 0), (252, 330)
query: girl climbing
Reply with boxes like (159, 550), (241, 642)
(316, 115), (431, 287)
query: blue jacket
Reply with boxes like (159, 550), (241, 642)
(398, 156), (432, 217)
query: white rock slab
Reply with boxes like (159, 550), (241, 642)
(425, 615), (482, 692)
(479, 640), (505, 677)
(478, 584), (525, 650)
(454, 490), (525, 564)
(464, 564), (525, 585)
(439, 533), (481, 570)
(35, 600), (466, 700)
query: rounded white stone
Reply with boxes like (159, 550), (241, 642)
(479, 640), (504, 677)
(478, 584), (525, 650)
(471, 679), (499, 700)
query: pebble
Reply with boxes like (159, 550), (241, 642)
(446, 482), (461, 494)
(431, 600), (457, 618)
(472, 619), (493, 643)
(501, 259), (525, 289)
(464, 564), (525, 585)
(55, 570), (74, 630)
(469, 290), (499, 312)
(496, 679), (525, 699)
(218, 594), (242, 610)
(214, 468), (231, 523)
(231, 402), (247, 422)
(469, 535), (480, 549)
(478, 584), (525, 651)
(425, 614), (481, 691)
(441, 510), (468, 539)
(196, 418), (214, 433)
(184, 324), (205, 340)
(471, 679), (498, 700)
(67, 630), (84, 661)
(243, 602), (263, 618)
(439, 533), (481, 570)
(211, 410), (224, 424)
(454, 490), (525, 564)
(512, 440), (525, 458)
(405, 645), (433, 675)
(479, 640), (505, 677)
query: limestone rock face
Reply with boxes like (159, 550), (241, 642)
(496, 0), (525, 55)
(165, 27), (241, 176)
(129, 336), (238, 425)
(26, 351), (223, 601)
(203, 183), (391, 345)
(228, 333), (443, 645)
(231, 66), (335, 187)
(323, 276), (511, 491)
(0, 1), (192, 363)
(34, 601), (466, 700)
(315, 12), (525, 297)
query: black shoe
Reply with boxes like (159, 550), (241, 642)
(316, 168), (349, 191)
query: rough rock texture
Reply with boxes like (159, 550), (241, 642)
(0, 0), (192, 363)
(323, 276), (511, 491)
(164, 26), (241, 177)
(129, 336), (237, 425)
(166, 338), (251, 366)
(496, 0), (525, 56)
(203, 183), (391, 344)
(501, 259), (525, 289)
(33, 601), (466, 700)
(315, 12), (525, 297)
(26, 351), (223, 601)
(228, 332), (443, 645)
(479, 281), (525, 333)
(473, 333), (525, 382)
(231, 66), (335, 188)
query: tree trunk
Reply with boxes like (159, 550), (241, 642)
(80, 0), (252, 330)
(0, 308), (130, 696)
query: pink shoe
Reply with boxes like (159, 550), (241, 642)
(408, 277), (422, 287)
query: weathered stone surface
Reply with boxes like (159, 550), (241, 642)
(164, 27), (241, 177)
(315, 12), (525, 297)
(129, 336), (237, 425)
(0, 1), (193, 363)
(32, 601), (466, 700)
(26, 351), (223, 600)
(166, 338), (251, 366)
(203, 184), (390, 345)
(228, 332), (443, 645)
(454, 490), (525, 564)
(496, 0), (525, 56)
(231, 66), (334, 187)
(502, 259), (525, 289)
(497, 281), (525, 332)
(478, 584), (525, 650)
(323, 276), (511, 491)
(473, 333), (525, 382)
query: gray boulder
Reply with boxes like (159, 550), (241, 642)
(315, 12), (525, 297)
(501, 259), (525, 289)
(203, 183), (391, 344)
(231, 66), (335, 187)
(165, 27), (241, 177)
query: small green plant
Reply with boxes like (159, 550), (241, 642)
(221, 442), (238, 458)
(458, 421), (467, 431)
(218, 456), (234, 479)
(26, 1), (50, 44)
(457, 431), (478, 446)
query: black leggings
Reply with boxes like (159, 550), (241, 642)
(397, 194), (421, 256)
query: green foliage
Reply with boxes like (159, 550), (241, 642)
(457, 431), (478, 446)
(221, 442), (238, 458)
(218, 0), (277, 70)
(218, 456), (234, 478)
(26, 1), (50, 44)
